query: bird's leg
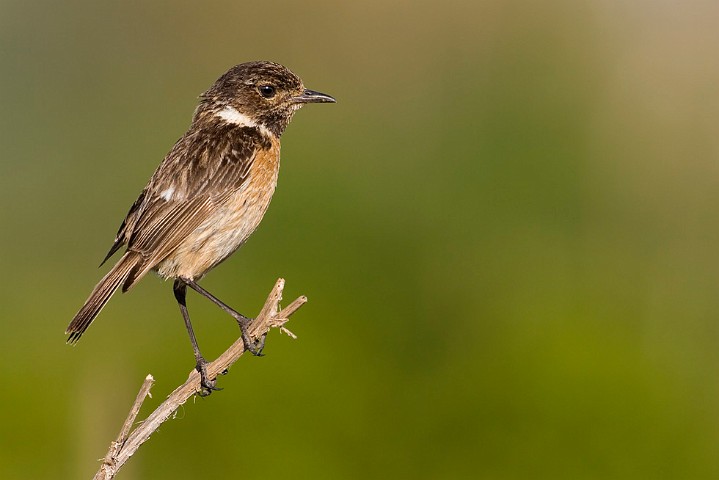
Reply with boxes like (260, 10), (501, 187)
(173, 279), (221, 396)
(183, 278), (265, 356)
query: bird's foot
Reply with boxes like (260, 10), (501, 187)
(195, 357), (222, 396)
(234, 315), (265, 356)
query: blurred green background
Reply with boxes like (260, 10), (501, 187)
(1, 0), (719, 478)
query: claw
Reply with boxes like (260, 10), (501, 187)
(196, 358), (222, 396)
(235, 316), (265, 356)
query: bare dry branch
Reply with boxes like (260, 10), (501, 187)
(92, 278), (305, 480)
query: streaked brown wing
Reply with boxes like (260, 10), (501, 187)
(110, 125), (264, 281)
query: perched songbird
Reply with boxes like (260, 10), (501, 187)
(66, 61), (335, 394)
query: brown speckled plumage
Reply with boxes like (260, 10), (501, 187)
(67, 61), (334, 349)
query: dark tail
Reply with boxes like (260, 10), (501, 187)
(66, 252), (143, 344)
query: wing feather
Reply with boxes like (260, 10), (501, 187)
(102, 123), (267, 287)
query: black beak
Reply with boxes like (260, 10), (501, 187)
(292, 89), (336, 104)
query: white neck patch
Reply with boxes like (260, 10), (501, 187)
(216, 106), (272, 137)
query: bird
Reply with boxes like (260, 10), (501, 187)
(66, 61), (335, 395)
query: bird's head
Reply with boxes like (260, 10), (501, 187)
(197, 61), (335, 136)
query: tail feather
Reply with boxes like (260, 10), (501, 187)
(66, 252), (142, 344)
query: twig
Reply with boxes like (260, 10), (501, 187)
(94, 375), (154, 480)
(92, 278), (305, 480)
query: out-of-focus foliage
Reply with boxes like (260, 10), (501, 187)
(1, 1), (718, 478)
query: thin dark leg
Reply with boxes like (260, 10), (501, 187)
(183, 278), (264, 356)
(173, 279), (220, 396)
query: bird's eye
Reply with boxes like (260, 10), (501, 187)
(258, 85), (276, 98)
